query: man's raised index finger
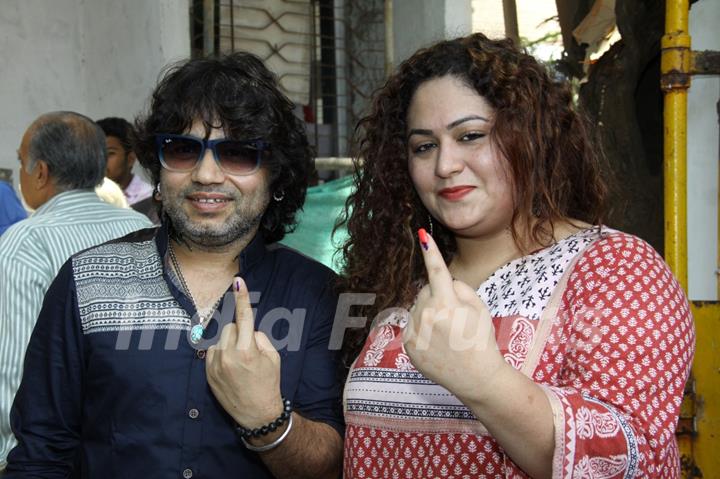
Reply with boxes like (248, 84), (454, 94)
(417, 228), (454, 297)
(233, 276), (256, 350)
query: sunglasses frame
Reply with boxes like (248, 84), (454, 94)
(155, 133), (270, 176)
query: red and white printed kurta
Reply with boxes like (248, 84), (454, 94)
(344, 229), (695, 478)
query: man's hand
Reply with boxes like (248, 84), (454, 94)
(403, 229), (506, 401)
(206, 277), (284, 429)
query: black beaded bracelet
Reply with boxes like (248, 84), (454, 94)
(236, 398), (293, 439)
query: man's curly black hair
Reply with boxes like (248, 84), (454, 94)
(133, 51), (314, 243)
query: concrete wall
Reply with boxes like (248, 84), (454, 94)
(392, 0), (472, 66)
(0, 0), (190, 184)
(688, 0), (720, 300)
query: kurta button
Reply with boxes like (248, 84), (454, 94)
(188, 408), (199, 419)
(182, 468), (193, 478)
(196, 350), (206, 359)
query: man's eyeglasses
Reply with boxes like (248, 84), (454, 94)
(155, 134), (270, 176)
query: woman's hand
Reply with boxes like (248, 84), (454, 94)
(403, 229), (507, 402)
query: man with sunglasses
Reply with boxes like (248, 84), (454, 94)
(5, 53), (343, 478)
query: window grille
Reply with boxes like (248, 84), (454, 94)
(190, 0), (386, 174)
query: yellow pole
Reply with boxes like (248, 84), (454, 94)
(662, 0), (691, 289)
(661, 1), (693, 476)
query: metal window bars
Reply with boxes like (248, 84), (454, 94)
(191, 0), (386, 174)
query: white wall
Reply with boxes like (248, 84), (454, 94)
(688, 0), (719, 300)
(0, 0), (190, 184)
(392, 0), (472, 66)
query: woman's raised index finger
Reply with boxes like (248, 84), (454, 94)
(418, 228), (454, 297)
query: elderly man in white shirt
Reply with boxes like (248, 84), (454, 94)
(0, 111), (153, 468)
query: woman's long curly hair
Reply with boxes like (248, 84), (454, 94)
(133, 52), (314, 244)
(337, 33), (609, 364)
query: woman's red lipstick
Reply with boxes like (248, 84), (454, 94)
(438, 186), (475, 201)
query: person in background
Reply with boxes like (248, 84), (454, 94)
(96, 116), (158, 222)
(339, 33), (694, 478)
(0, 181), (26, 236)
(0, 111), (153, 469)
(5, 53), (343, 478)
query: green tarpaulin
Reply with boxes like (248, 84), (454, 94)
(280, 175), (353, 273)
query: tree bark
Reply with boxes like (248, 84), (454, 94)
(557, 0), (666, 250)
(554, 0), (594, 78)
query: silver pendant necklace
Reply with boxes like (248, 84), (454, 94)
(168, 241), (223, 344)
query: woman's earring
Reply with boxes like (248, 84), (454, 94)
(153, 184), (161, 200)
(427, 214), (434, 236)
(273, 190), (285, 202)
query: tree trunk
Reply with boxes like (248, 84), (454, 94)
(554, 0), (594, 79)
(556, 0), (666, 251)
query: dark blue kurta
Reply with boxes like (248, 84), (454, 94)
(6, 225), (343, 478)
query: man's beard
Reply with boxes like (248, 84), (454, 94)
(169, 207), (264, 248)
(161, 186), (269, 249)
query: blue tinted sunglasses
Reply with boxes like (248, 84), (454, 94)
(155, 134), (270, 176)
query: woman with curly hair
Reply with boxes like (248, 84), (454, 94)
(339, 33), (694, 478)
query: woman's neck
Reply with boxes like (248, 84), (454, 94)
(448, 219), (589, 289)
(449, 228), (524, 290)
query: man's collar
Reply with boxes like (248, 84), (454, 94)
(155, 222), (266, 274)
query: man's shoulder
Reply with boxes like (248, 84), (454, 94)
(17, 203), (151, 242)
(0, 216), (41, 259)
(85, 199), (153, 222)
(22, 194), (151, 228)
(0, 210), (155, 272)
(261, 244), (339, 314)
(266, 243), (337, 281)
(72, 226), (160, 260)
(0, 211), (63, 249)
